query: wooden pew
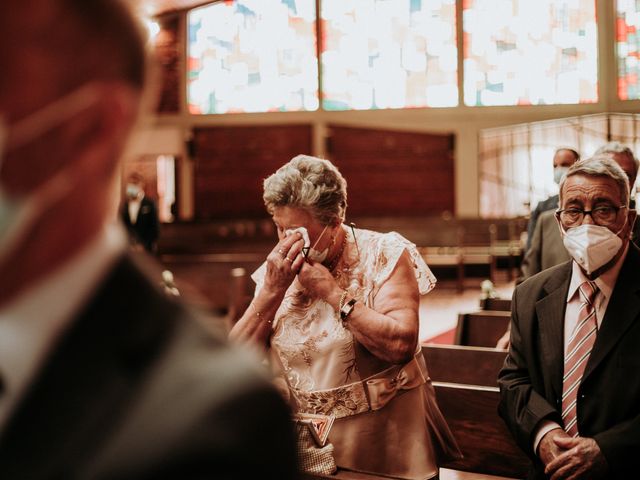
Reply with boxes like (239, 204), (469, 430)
(422, 344), (507, 386)
(302, 467), (517, 480)
(422, 344), (529, 477)
(159, 252), (263, 312)
(479, 297), (512, 311)
(434, 382), (530, 479)
(421, 343), (529, 478)
(455, 310), (511, 348)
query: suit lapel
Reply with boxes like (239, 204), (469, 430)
(583, 244), (640, 383)
(536, 262), (572, 400)
(0, 255), (177, 478)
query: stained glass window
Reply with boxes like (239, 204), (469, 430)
(617, 0), (640, 100)
(321, 0), (458, 111)
(187, 0), (319, 114)
(463, 0), (598, 106)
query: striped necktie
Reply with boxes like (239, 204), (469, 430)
(562, 280), (599, 437)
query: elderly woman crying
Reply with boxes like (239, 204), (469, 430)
(230, 155), (459, 479)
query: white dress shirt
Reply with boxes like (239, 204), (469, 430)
(0, 224), (127, 432)
(128, 195), (143, 224)
(532, 244), (629, 452)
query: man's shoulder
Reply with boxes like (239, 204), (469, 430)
(81, 253), (292, 475)
(535, 195), (559, 213)
(141, 196), (157, 207)
(96, 251), (235, 350)
(516, 261), (571, 296)
(538, 209), (557, 224)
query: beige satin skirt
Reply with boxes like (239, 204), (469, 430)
(328, 356), (460, 480)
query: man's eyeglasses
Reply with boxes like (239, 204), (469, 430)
(555, 205), (627, 227)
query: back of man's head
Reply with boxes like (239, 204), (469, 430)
(594, 141), (638, 187)
(2, 0), (146, 96)
(0, 0), (152, 303)
(553, 148), (580, 167)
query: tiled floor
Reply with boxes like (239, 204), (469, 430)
(419, 278), (515, 343)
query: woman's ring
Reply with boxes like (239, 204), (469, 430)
(285, 257), (292, 262)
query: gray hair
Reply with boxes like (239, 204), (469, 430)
(559, 155), (630, 207)
(594, 141), (638, 179)
(263, 155), (347, 226)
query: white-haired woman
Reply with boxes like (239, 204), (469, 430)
(231, 155), (459, 479)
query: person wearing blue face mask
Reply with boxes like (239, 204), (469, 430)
(120, 172), (159, 253)
(526, 148), (581, 251)
(0, 0), (296, 478)
(230, 154), (460, 479)
(499, 156), (640, 479)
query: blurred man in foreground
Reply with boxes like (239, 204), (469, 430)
(0, 0), (295, 478)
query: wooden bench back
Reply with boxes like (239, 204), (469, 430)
(455, 310), (511, 348)
(435, 382), (530, 479)
(422, 344), (507, 387)
(479, 297), (512, 312)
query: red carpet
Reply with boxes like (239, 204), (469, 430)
(424, 328), (456, 345)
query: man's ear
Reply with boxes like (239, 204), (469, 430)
(627, 209), (637, 238)
(69, 82), (140, 178)
(554, 210), (564, 233)
(93, 82), (139, 170)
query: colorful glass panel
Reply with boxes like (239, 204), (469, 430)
(463, 0), (598, 106)
(187, 0), (318, 114)
(321, 0), (458, 110)
(617, 0), (640, 100)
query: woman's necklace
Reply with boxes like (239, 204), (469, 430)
(325, 231), (348, 275)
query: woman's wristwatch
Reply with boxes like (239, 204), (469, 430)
(340, 297), (357, 323)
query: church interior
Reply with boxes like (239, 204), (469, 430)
(117, 1), (639, 478)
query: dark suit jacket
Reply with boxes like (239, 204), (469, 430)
(121, 197), (160, 252)
(520, 210), (570, 281)
(526, 194), (559, 251)
(0, 253), (296, 479)
(498, 244), (640, 479)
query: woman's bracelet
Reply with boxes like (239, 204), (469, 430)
(251, 301), (272, 325)
(337, 290), (348, 315)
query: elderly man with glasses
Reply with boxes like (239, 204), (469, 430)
(498, 155), (640, 480)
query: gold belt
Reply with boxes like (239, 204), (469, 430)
(291, 351), (428, 419)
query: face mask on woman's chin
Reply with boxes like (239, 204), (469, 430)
(308, 225), (331, 262)
(285, 224), (330, 263)
(561, 222), (626, 275)
(0, 84), (100, 266)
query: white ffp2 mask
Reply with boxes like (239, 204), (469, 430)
(562, 223), (624, 274)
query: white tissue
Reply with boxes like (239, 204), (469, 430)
(285, 226), (310, 249)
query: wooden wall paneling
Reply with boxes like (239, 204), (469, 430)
(193, 125), (313, 219)
(326, 125), (455, 216)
